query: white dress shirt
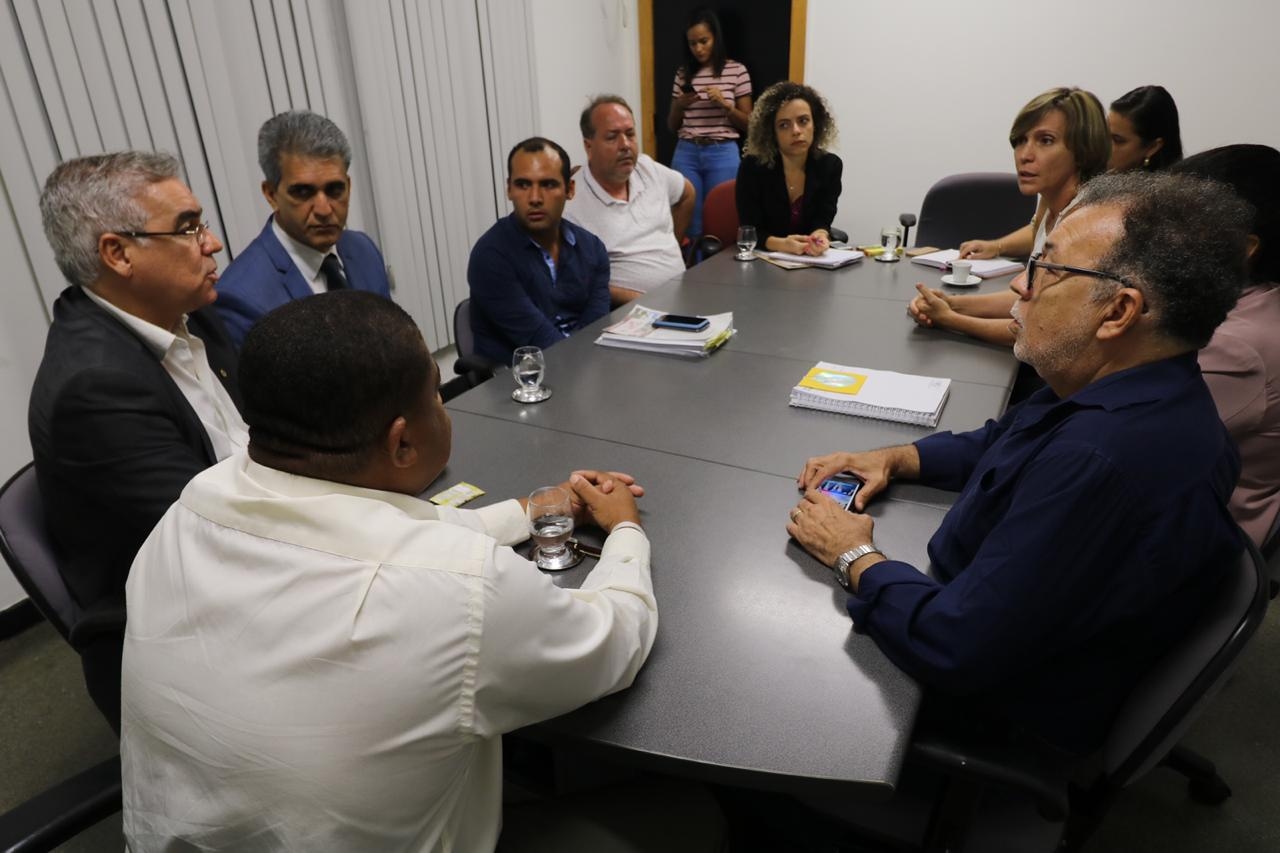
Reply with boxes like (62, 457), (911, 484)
(564, 154), (687, 292)
(122, 454), (657, 852)
(84, 288), (247, 461)
(272, 217), (344, 294)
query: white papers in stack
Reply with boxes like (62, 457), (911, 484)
(594, 305), (735, 358)
(789, 361), (950, 427)
(759, 248), (864, 269)
(910, 249), (1023, 279)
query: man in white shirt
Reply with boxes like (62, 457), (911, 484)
(29, 151), (247, 732)
(122, 290), (662, 852)
(214, 110), (393, 347)
(565, 95), (696, 304)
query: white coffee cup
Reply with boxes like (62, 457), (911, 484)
(951, 261), (973, 283)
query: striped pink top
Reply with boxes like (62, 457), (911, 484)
(672, 59), (751, 141)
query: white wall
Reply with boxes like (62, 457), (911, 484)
(529, 0), (642, 177)
(805, 0), (1280, 245)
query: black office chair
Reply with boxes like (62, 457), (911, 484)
(0, 463), (123, 852)
(903, 540), (1269, 852)
(439, 299), (497, 403)
(913, 172), (1037, 251)
(1263, 512), (1280, 599)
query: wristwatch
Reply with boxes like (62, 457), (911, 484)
(833, 544), (884, 591)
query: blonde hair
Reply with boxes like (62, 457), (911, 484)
(1009, 87), (1110, 182)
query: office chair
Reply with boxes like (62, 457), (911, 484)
(0, 463), (123, 852)
(913, 172), (1036, 251)
(1263, 512), (1280, 599)
(695, 178), (850, 261)
(903, 540), (1269, 852)
(440, 298), (496, 403)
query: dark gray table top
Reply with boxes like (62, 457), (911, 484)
(442, 411), (943, 797)
(679, 249), (1021, 303)
(442, 250), (1021, 796)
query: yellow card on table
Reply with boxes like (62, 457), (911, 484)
(798, 366), (867, 395)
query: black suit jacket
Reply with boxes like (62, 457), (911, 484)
(735, 151), (843, 248)
(28, 285), (240, 640)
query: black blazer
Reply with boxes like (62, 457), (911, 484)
(735, 151), (843, 248)
(28, 286), (241, 626)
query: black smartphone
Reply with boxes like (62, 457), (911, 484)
(818, 474), (863, 511)
(653, 313), (710, 332)
(680, 82), (696, 94)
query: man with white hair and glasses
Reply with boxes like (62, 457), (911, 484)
(29, 151), (244, 732)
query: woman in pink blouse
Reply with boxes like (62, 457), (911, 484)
(1174, 144), (1280, 549)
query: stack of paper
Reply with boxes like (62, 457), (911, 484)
(595, 305), (735, 358)
(789, 361), (950, 427)
(759, 248), (864, 270)
(910, 249), (1023, 279)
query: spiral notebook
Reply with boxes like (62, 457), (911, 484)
(789, 362), (950, 427)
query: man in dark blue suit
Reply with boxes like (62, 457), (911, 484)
(215, 110), (392, 347)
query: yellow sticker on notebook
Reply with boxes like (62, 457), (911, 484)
(798, 367), (867, 395)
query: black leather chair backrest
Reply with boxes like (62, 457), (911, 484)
(1105, 542), (1269, 784)
(915, 172), (1037, 251)
(0, 463), (79, 642)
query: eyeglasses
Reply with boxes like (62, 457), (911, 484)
(115, 221), (214, 245)
(1023, 252), (1133, 297)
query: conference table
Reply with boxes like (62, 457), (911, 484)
(442, 251), (1020, 800)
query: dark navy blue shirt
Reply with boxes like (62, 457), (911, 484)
(467, 215), (610, 364)
(848, 353), (1243, 754)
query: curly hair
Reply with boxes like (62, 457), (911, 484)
(1077, 171), (1250, 348)
(743, 81), (837, 167)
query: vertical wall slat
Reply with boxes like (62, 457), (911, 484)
(61, 0), (130, 149)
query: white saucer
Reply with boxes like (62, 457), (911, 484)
(941, 273), (981, 287)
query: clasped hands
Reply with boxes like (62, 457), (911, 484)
(555, 469), (644, 533)
(777, 230), (830, 256)
(907, 283), (957, 329)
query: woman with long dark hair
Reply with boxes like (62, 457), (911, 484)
(667, 7), (752, 241)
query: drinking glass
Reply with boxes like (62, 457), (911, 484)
(527, 486), (579, 570)
(511, 346), (551, 403)
(735, 225), (757, 261)
(876, 225), (902, 263)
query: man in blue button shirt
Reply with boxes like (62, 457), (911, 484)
(789, 172), (1251, 755)
(468, 137), (610, 365)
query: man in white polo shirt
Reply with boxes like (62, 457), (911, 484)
(565, 95), (696, 304)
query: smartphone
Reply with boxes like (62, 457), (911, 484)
(680, 82), (696, 94)
(818, 474), (863, 511)
(653, 313), (710, 332)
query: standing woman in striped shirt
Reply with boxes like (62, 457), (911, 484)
(667, 7), (753, 242)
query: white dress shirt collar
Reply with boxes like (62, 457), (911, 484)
(271, 216), (342, 295)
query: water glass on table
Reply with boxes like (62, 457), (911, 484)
(876, 225), (902, 263)
(527, 486), (580, 570)
(511, 346), (551, 403)
(736, 225), (757, 261)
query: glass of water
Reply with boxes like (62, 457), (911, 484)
(735, 225), (757, 261)
(527, 486), (579, 570)
(876, 225), (902, 263)
(511, 346), (551, 403)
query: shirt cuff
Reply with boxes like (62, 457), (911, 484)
(473, 499), (528, 546)
(845, 559), (935, 626)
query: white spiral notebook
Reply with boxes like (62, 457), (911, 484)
(788, 361), (951, 427)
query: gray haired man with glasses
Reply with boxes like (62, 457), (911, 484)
(790, 172), (1251, 756)
(28, 151), (245, 732)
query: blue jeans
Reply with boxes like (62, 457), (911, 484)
(671, 138), (740, 240)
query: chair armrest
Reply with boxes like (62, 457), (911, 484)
(454, 356), (496, 380)
(0, 755), (122, 853)
(909, 734), (1073, 821)
(828, 227), (849, 244)
(697, 235), (724, 259)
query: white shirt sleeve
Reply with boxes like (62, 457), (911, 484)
(656, 158), (687, 205)
(469, 525), (657, 735)
(435, 499), (528, 546)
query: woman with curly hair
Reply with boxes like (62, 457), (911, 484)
(735, 81), (841, 256)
